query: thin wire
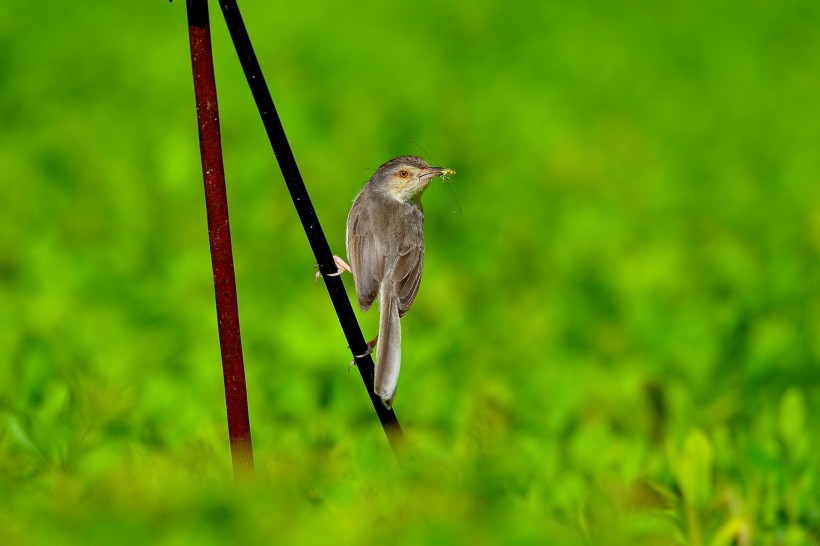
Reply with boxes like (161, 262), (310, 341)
(216, 0), (405, 456)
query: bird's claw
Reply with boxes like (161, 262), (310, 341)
(347, 336), (378, 371)
(315, 255), (352, 283)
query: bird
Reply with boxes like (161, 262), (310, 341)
(333, 156), (455, 408)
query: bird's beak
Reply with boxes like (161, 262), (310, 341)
(420, 166), (456, 181)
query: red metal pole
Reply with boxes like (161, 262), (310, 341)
(186, 0), (254, 477)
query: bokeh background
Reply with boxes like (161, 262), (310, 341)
(1, 0), (818, 544)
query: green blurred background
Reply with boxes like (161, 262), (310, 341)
(1, 0), (818, 544)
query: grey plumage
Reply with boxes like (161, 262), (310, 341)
(345, 156), (452, 407)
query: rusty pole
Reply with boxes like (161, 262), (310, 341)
(186, 0), (254, 477)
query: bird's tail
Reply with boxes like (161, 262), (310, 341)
(374, 288), (401, 407)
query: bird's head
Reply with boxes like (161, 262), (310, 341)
(372, 155), (455, 203)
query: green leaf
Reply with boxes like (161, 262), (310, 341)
(778, 388), (807, 459)
(677, 429), (714, 509)
(709, 516), (751, 546)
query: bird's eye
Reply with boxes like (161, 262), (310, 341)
(398, 169), (410, 178)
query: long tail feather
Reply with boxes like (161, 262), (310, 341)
(374, 288), (401, 407)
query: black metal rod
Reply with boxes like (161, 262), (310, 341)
(185, 0), (255, 477)
(216, 0), (405, 452)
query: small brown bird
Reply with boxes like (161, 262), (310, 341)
(337, 156), (455, 407)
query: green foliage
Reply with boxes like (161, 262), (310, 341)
(1, 0), (818, 544)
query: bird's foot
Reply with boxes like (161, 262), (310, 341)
(348, 336), (378, 370)
(315, 255), (352, 283)
(327, 255), (352, 276)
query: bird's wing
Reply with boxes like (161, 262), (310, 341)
(346, 193), (385, 312)
(392, 219), (425, 318)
